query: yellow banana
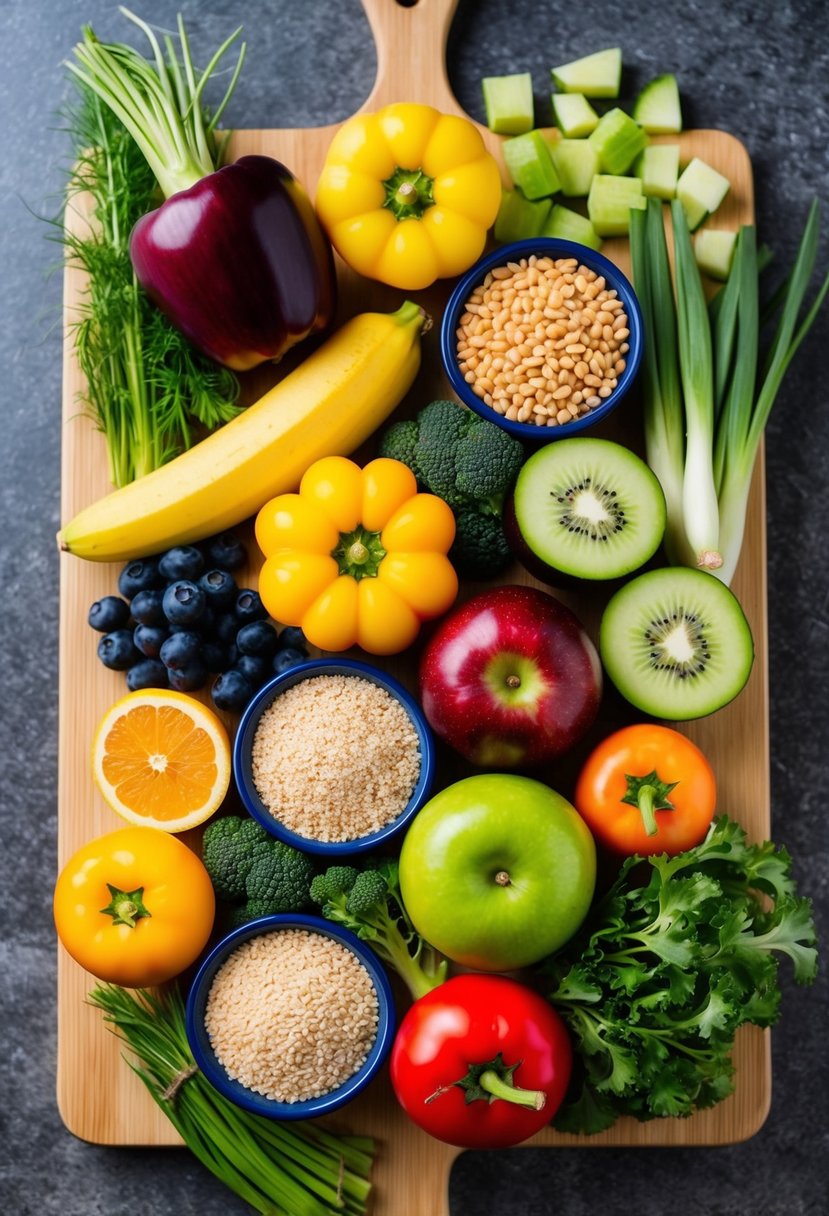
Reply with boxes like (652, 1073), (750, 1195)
(58, 302), (427, 561)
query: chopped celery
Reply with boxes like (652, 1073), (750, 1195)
(589, 108), (648, 175)
(541, 204), (603, 251)
(587, 174), (646, 236)
(633, 74), (682, 133)
(676, 157), (730, 231)
(494, 189), (552, 243)
(695, 229), (738, 280)
(552, 139), (599, 197)
(482, 73), (534, 135)
(503, 130), (561, 199)
(551, 93), (599, 137)
(635, 144), (680, 199)
(551, 47), (622, 97)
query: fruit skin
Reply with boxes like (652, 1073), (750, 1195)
(58, 303), (428, 561)
(272, 646), (306, 676)
(390, 974), (572, 1148)
(399, 773), (596, 971)
(162, 580), (206, 625)
(419, 584), (602, 767)
(211, 668), (255, 712)
(53, 826), (215, 987)
(126, 658), (169, 691)
(158, 544), (204, 582)
(118, 559), (162, 598)
(88, 595), (130, 632)
(98, 630), (140, 671)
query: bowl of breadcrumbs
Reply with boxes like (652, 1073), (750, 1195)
(186, 913), (396, 1118)
(439, 237), (643, 440)
(233, 659), (436, 855)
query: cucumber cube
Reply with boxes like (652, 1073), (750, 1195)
(551, 48), (622, 98)
(635, 144), (680, 199)
(494, 190), (552, 243)
(551, 93), (599, 137)
(587, 175), (646, 236)
(694, 229), (738, 280)
(633, 74), (682, 134)
(589, 108), (648, 175)
(541, 204), (603, 251)
(552, 139), (599, 197)
(503, 130), (561, 199)
(482, 73), (534, 135)
(676, 157), (731, 230)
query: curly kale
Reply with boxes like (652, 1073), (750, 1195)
(310, 858), (448, 1000)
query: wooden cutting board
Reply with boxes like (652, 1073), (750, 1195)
(57, 0), (769, 1210)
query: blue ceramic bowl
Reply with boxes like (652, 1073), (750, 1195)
(233, 658), (435, 856)
(185, 913), (396, 1120)
(439, 237), (643, 441)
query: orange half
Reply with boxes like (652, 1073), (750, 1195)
(92, 690), (231, 833)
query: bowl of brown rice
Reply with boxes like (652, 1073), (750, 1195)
(233, 659), (436, 855)
(439, 237), (643, 440)
(185, 913), (395, 1119)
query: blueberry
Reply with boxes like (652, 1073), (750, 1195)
(98, 629), (140, 671)
(235, 588), (266, 625)
(277, 625), (308, 653)
(211, 669), (255, 713)
(272, 646), (307, 676)
(118, 558), (162, 599)
(234, 653), (270, 688)
(134, 623), (169, 659)
(158, 545), (205, 582)
(214, 612), (239, 646)
(198, 568), (238, 610)
(126, 658), (169, 691)
(162, 580), (206, 625)
(167, 660), (208, 692)
(130, 588), (166, 626)
(88, 596), (130, 633)
(237, 619), (279, 658)
(206, 531), (247, 572)
(202, 640), (230, 673)
(160, 630), (202, 670)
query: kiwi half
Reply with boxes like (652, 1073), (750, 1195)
(600, 566), (754, 720)
(511, 438), (666, 581)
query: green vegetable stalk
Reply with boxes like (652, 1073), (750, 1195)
(543, 816), (818, 1134)
(89, 983), (374, 1215)
(61, 78), (240, 487)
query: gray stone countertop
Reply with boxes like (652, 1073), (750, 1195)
(1, 1), (827, 1213)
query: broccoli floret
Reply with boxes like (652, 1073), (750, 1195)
(413, 400), (472, 507)
(244, 844), (315, 914)
(310, 858), (448, 1000)
(450, 510), (513, 580)
(378, 419), (419, 472)
(454, 422), (525, 505)
(201, 816), (273, 901)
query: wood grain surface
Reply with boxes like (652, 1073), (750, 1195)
(57, 0), (769, 1207)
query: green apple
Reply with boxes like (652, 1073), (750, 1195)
(399, 773), (596, 972)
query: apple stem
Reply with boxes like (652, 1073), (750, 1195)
(505, 674), (521, 689)
(494, 870), (512, 886)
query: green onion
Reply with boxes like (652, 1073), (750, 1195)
(632, 197), (828, 584)
(88, 984), (374, 1216)
(59, 77), (241, 486)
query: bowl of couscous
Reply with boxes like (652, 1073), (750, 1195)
(439, 237), (643, 441)
(185, 913), (396, 1119)
(232, 658), (436, 856)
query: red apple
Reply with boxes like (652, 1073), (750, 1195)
(419, 585), (601, 767)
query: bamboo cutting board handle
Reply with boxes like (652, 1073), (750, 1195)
(359, 0), (462, 112)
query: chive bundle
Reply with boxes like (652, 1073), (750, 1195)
(89, 984), (374, 1216)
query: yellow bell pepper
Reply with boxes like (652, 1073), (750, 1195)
(256, 456), (458, 655)
(315, 102), (501, 291)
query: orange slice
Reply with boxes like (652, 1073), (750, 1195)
(92, 689), (231, 832)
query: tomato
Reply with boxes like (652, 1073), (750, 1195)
(390, 974), (572, 1148)
(53, 827), (215, 986)
(574, 723), (717, 856)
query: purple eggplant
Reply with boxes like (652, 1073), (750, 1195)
(69, 12), (336, 372)
(130, 156), (336, 371)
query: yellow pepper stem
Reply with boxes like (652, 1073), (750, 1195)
(383, 167), (435, 220)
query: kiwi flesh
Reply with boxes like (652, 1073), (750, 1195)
(511, 438), (666, 581)
(600, 566), (754, 720)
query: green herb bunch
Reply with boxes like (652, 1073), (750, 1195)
(62, 83), (241, 488)
(545, 816), (818, 1134)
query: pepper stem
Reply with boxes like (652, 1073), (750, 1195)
(383, 167), (435, 220)
(425, 1051), (545, 1110)
(478, 1069), (546, 1111)
(621, 770), (679, 837)
(99, 883), (152, 929)
(332, 526), (387, 581)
